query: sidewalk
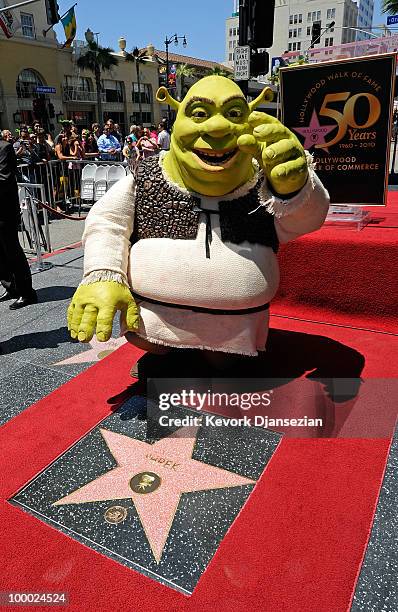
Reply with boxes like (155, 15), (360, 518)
(0, 240), (397, 609)
(19, 212), (85, 255)
(0, 245), (123, 426)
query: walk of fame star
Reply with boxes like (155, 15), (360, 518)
(53, 337), (127, 366)
(292, 109), (336, 151)
(53, 426), (255, 563)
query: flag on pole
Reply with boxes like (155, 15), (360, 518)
(0, 0), (20, 38)
(61, 6), (77, 48)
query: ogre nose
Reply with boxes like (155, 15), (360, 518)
(202, 116), (231, 138)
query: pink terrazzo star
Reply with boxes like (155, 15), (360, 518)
(53, 426), (255, 562)
(54, 337), (127, 366)
(292, 109), (336, 151)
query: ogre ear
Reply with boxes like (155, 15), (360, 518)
(248, 87), (274, 111)
(156, 87), (180, 111)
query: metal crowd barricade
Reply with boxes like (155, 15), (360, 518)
(18, 183), (53, 272)
(16, 159), (130, 213)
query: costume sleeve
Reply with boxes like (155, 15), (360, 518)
(259, 153), (330, 244)
(81, 173), (136, 287)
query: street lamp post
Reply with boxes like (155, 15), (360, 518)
(164, 33), (187, 125)
(133, 47), (144, 125)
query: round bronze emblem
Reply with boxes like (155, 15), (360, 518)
(104, 505), (128, 524)
(129, 472), (161, 494)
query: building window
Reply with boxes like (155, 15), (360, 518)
(67, 110), (94, 127)
(103, 80), (124, 103)
(297, 42), (301, 50)
(294, 28), (297, 37)
(289, 15), (293, 24)
(307, 26), (311, 36)
(298, 14), (302, 23)
(288, 43), (292, 51)
(104, 111), (126, 132)
(229, 28), (233, 36)
(317, 11), (321, 21)
(130, 111), (152, 125)
(307, 12), (311, 22)
(327, 8), (336, 20)
(325, 37), (334, 47)
(63, 76), (93, 101)
(64, 75), (92, 91)
(16, 68), (44, 98)
(294, 15), (297, 24)
(229, 53), (233, 61)
(132, 83), (152, 105)
(20, 13), (35, 38)
(289, 30), (292, 38)
(298, 28), (302, 37)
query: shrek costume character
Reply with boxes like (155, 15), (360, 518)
(68, 76), (329, 357)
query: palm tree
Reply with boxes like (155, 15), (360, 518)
(206, 65), (234, 79)
(382, 1), (398, 14)
(77, 41), (119, 124)
(176, 63), (196, 99)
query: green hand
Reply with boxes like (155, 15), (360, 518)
(67, 281), (139, 343)
(237, 111), (308, 196)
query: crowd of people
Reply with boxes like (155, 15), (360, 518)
(0, 117), (172, 313)
(0, 117), (171, 170)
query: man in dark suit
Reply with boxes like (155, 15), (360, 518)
(0, 131), (37, 309)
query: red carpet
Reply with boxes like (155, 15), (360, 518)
(273, 191), (398, 334)
(0, 319), (395, 611)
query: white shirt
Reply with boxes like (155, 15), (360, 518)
(81, 156), (330, 355)
(157, 129), (170, 150)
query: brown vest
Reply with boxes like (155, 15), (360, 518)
(131, 155), (278, 256)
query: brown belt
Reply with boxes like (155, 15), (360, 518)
(132, 292), (270, 316)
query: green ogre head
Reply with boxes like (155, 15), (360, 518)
(156, 75), (273, 197)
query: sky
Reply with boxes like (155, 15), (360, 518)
(53, 0), (232, 63)
(52, 1), (392, 62)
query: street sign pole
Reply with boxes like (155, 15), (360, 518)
(237, 0), (249, 98)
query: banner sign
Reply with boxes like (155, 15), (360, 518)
(387, 15), (398, 26)
(280, 54), (396, 205)
(0, 0), (20, 38)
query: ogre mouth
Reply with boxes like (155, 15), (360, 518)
(193, 148), (238, 166)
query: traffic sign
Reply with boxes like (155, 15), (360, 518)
(234, 45), (250, 80)
(387, 15), (398, 26)
(36, 86), (56, 94)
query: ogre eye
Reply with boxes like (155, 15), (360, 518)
(190, 107), (209, 121)
(225, 107), (243, 119)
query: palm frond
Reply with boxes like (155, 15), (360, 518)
(76, 42), (118, 75)
(382, 0), (398, 14)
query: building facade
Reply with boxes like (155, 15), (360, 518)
(225, 0), (239, 67)
(355, 0), (375, 40)
(225, 0), (360, 70)
(0, 1), (161, 133)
